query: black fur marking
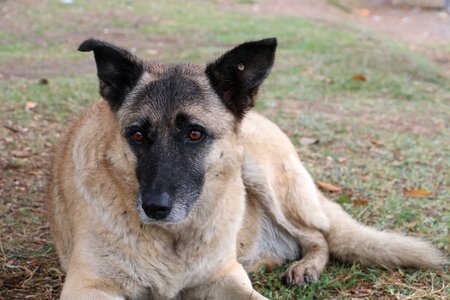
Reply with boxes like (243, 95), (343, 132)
(128, 117), (210, 222)
(139, 66), (205, 114)
(205, 38), (277, 119)
(78, 38), (144, 111)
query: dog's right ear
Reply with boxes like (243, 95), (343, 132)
(78, 39), (144, 111)
(205, 38), (277, 120)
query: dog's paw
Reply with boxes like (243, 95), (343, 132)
(280, 261), (320, 286)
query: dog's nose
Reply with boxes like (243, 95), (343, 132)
(141, 192), (172, 220)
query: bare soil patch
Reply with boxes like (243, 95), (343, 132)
(225, 0), (450, 45)
(223, 0), (450, 72)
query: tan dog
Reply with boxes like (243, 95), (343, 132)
(48, 38), (444, 299)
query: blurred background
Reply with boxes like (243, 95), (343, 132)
(1, 1), (449, 299)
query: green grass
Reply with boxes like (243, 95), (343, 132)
(0, 0), (449, 299)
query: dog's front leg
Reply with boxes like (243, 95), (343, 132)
(182, 261), (268, 300)
(60, 266), (125, 300)
(61, 288), (124, 300)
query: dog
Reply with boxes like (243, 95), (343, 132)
(47, 38), (445, 299)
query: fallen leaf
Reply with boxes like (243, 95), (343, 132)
(312, 74), (334, 84)
(403, 189), (431, 197)
(283, 108), (301, 114)
(32, 114), (44, 121)
(300, 137), (319, 145)
(370, 139), (384, 147)
(12, 150), (32, 158)
(4, 124), (22, 134)
(352, 199), (369, 206)
(303, 69), (334, 84)
(406, 222), (417, 229)
(353, 8), (371, 17)
(352, 74), (367, 81)
(316, 181), (342, 193)
(25, 101), (38, 110)
(393, 151), (403, 161)
(337, 157), (347, 163)
(38, 78), (49, 85)
(161, 19), (176, 25)
(28, 170), (45, 176)
(389, 271), (404, 282)
(5, 105), (16, 112)
(145, 49), (159, 56)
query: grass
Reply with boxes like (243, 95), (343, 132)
(0, 0), (449, 299)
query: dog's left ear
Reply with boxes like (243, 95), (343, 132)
(78, 38), (144, 111)
(205, 38), (277, 119)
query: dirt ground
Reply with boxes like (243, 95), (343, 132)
(226, 0), (450, 73)
(230, 0), (450, 44)
(1, 0), (449, 81)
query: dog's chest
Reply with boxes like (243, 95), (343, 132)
(98, 225), (232, 299)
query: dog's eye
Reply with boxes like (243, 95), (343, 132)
(131, 131), (145, 143)
(187, 129), (203, 142)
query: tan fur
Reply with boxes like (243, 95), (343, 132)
(49, 64), (445, 299)
(49, 101), (267, 299)
(321, 195), (445, 269)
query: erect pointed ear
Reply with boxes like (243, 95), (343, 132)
(78, 38), (144, 111)
(205, 38), (277, 119)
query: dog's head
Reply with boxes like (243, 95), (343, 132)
(79, 38), (276, 223)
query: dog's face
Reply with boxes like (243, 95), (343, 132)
(79, 38), (276, 223)
(118, 65), (235, 224)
